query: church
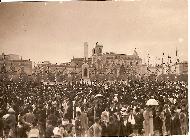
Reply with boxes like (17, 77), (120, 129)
(70, 42), (143, 81)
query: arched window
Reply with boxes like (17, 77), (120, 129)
(84, 67), (88, 77)
(99, 48), (102, 53)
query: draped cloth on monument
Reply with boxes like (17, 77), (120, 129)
(82, 63), (89, 80)
(84, 68), (88, 77)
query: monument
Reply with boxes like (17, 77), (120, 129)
(82, 42), (90, 83)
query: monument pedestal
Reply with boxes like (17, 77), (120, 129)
(83, 78), (91, 85)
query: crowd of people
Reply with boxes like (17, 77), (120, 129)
(0, 78), (188, 137)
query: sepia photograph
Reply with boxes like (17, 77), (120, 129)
(0, 0), (188, 138)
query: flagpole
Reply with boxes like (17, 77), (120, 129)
(175, 47), (178, 74)
(148, 53), (150, 67)
(168, 54), (170, 75)
(162, 53), (164, 75)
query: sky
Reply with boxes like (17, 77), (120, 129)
(0, 0), (188, 65)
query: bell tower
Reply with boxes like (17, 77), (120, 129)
(92, 42), (103, 56)
(92, 42), (103, 64)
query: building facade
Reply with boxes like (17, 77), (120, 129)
(91, 42), (143, 80)
(32, 42), (188, 82)
(0, 53), (32, 81)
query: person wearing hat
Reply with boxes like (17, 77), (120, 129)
(143, 106), (154, 136)
(128, 108), (136, 129)
(179, 105), (188, 135)
(16, 109), (29, 138)
(4, 108), (16, 138)
(153, 110), (163, 136)
(134, 107), (144, 135)
(160, 107), (167, 136)
(163, 104), (171, 135)
(79, 106), (88, 136)
(106, 114), (120, 137)
(45, 120), (54, 138)
(75, 111), (82, 137)
(170, 106), (181, 135)
(22, 107), (36, 128)
(47, 108), (58, 127)
(101, 107), (109, 125)
(119, 112), (132, 137)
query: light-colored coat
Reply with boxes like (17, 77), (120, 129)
(79, 112), (88, 130)
(180, 112), (188, 135)
(143, 109), (154, 136)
